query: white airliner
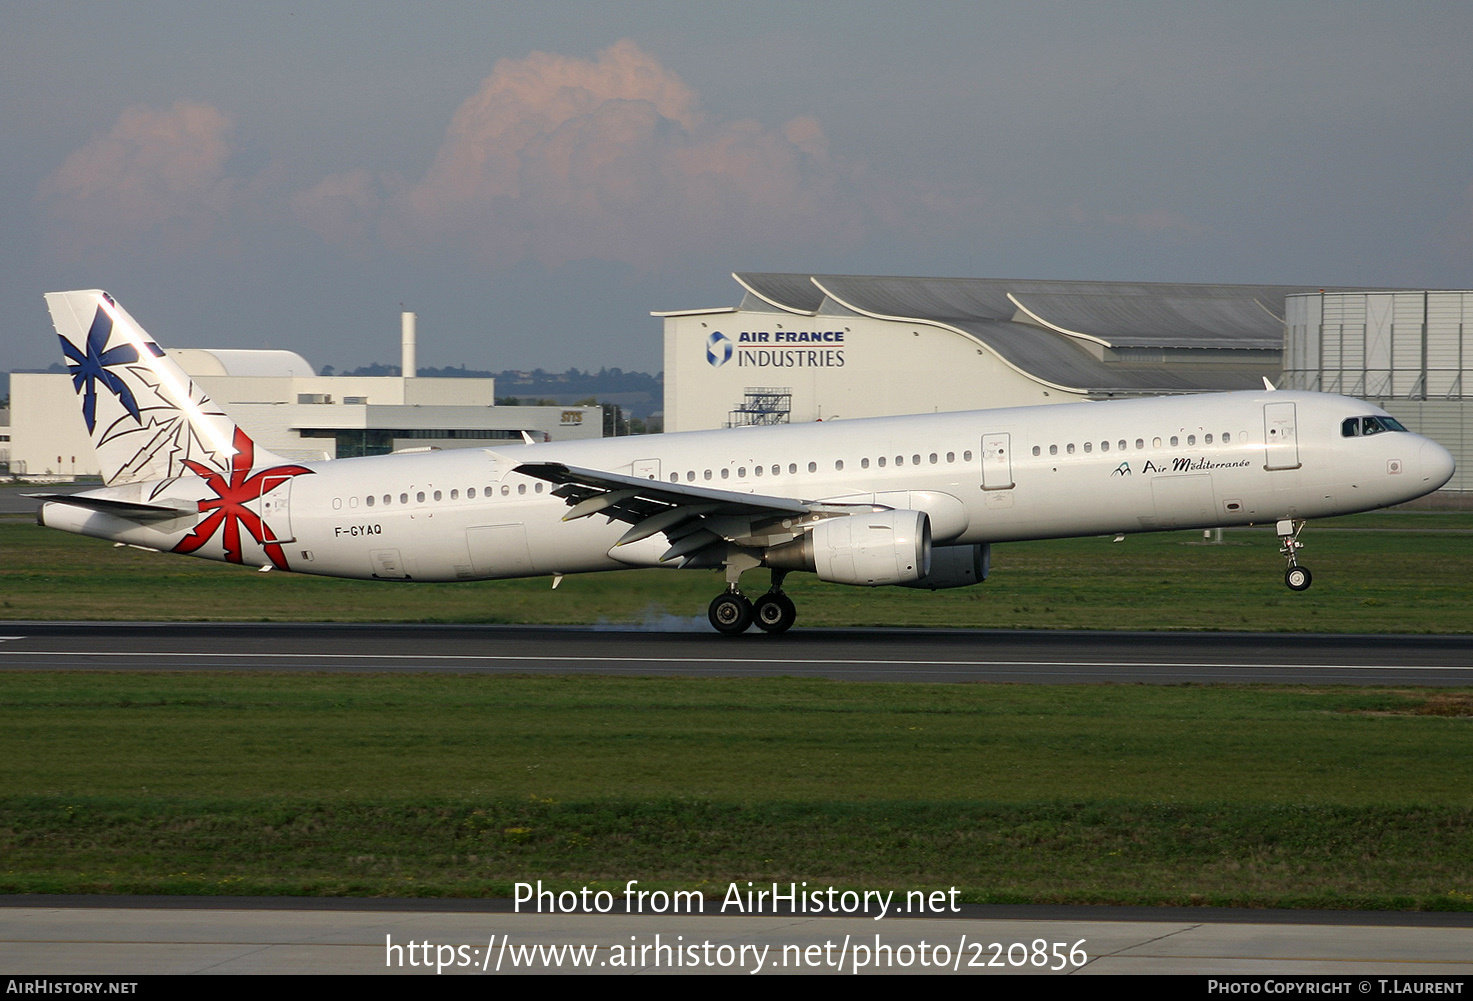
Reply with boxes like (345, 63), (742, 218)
(34, 290), (1456, 634)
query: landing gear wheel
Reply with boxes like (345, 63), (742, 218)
(753, 592), (797, 634)
(1284, 566), (1312, 591)
(708, 592), (753, 635)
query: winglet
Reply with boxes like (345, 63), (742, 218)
(1262, 376), (1277, 391)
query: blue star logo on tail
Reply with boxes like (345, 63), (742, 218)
(60, 305), (144, 433)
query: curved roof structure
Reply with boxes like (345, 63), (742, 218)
(166, 348), (316, 379)
(731, 273), (1372, 395)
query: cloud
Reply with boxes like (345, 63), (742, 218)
(294, 40), (871, 269)
(38, 101), (240, 256)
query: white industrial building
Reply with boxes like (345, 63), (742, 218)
(1284, 290), (1472, 492)
(660, 273), (1466, 497)
(8, 312), (601, 478)
(659, 273), (1336, 430)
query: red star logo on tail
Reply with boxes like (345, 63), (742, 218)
(172, 428), (313, 569)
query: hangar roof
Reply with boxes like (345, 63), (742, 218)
(729, 273), (1374, 395)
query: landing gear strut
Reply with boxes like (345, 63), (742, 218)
(1277, 519), (1312, 591)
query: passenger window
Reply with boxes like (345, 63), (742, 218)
(366, 495), (375, 508)
(1135, 439), (1144, 450)
(704, 470), (712, 480)
(1222, 433), (1231, 444)
(1084, 442), (1093, 453)
(737, 467), (746, 478)
(878, 457), (887, 467)
(946, 452), (955, 463)
(789, 464), (797, 474)
(895, 455), (904, 466)
(1153, 437), (1162, 448)
(1067, 444), (1075, 454)
(772, 465), (780, 475)
(332, 497), (342, 510)
(1118, 440), (1127, 451)
(517, 484), (525, 495)
(1187, 435), (1196, 446)
(755, 466), (763, 476)
(721, 468), (730, 479)
(400, 493), (409, 504)
(417, 491), (426, 503)
(912, 454), (921, 465)
(835, 460), (844, 471)
(1204, 434), (1213, 445)
(669, 473), (678, 482)
(930, 453), (938, 464)
(1032, 446), (1041, 456)
(467, 488), (475, 499)
(808, 461), (817, 473)
(535, 483), (543, 493)
(1100, 441), (1109, 452)
(687, 471), (695, 481)
(861, 458), (870, 469)
(1170, 436), (1179, 447)
(501, 486), (509, 496)
(384, 495), (391, 505)
(1049, 445), (1058, 456)
(964, 450), (973, 461)
(433, 490), (442, 501)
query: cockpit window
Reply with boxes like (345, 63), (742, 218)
(1342, 415), (1409, 437)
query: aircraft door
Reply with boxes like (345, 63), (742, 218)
(981, 433), (1014, 490)
(1263, 402), (1301, 470)
(631, 459), (661, 481)
(258, 475), (295, 543)
(466, 524), (536, 577)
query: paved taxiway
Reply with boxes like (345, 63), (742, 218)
(5, 899), (1473, 975)
(1, 621), (1471, 684)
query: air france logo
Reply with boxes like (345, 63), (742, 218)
(707, 331), (733, 368)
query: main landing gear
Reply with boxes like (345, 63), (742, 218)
(708, 567), (797, 636)
(1277, 519), (1313, 591)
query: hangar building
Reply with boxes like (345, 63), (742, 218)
(659, 273), (1342, 432)
(660, 273), (1466, 498)
(1285, 290), (1472, 492)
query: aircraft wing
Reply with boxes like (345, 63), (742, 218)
(516, 461), (877, 561)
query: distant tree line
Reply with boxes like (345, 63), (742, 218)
(324, 363), (661, 397)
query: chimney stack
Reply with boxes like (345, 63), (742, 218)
(401, 310), (416, 378)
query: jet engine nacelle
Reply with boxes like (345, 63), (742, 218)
(899, 543), (990, 590)
(765, 509), (932, 586)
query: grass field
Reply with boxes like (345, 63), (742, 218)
(2, 507), (1470, 908)
(2, 674), (1472, 907)
(2, 511), (1471, 632)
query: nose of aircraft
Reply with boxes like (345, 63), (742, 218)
(1419, 438), (1456, 491)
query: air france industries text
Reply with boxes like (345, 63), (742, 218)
(734, 330), (845, 368)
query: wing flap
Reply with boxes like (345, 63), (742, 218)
(517, 460), (887, 554)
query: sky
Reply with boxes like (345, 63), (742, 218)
(3, 2), (1471, 383)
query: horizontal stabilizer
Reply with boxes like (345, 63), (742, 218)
(27, 493), (195, 521)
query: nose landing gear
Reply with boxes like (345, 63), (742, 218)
(1277, 519), (1312, 591)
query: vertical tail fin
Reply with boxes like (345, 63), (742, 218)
(44, 289), (284, 486)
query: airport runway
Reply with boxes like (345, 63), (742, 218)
(5, 898), (1473, 975)
(1, 621), (1471, 684)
